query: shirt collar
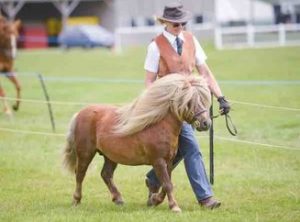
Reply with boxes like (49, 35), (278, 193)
(163, 30), (185, 45)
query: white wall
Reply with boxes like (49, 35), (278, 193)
(215, 0), (274, 25)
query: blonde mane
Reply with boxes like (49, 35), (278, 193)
(113, 74), (211, 136)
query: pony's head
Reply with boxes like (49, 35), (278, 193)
(0, 16), (21, 37)
(0, 17), (21, 60)
(161, 74), (211, 131)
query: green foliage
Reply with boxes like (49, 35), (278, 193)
(0, 45), (299, 221)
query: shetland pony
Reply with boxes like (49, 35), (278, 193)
(0, 16), (21, 116)
(62, 74), (211, 212)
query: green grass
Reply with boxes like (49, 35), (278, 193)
(0, 45), (300, 221)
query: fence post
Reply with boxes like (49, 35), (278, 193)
(114, 28), (122, 54)
(37, 73), (56, 132)
(214, 26), (222, 49)
(279, 24), (286, 46)
(247, 24), (254, 47)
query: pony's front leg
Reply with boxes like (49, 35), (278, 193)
(101, 156), (124, 205)
(151, 159), (181, 213)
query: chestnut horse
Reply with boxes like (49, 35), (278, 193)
(62, 74), (211, 212)
(0, 16), (21, 116)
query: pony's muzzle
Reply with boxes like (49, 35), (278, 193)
(196, 119), (211, 131)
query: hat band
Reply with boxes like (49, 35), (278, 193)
(163, 10), (185, 20)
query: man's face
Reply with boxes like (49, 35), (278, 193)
(166, 21), (187, 36)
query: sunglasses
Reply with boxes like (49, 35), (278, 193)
(172, 22), (187, 28)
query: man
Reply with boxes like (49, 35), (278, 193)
(144, 2), (230, 209)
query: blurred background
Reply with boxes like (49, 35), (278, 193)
(0, 0), (300, 51)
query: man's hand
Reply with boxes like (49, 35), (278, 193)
(217, 96), (230, 115)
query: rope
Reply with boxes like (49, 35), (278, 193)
(3, 96), (300, 112)
(230, 100), (300, 111)
(2, 72), (300, 86)
(4, 96), (94, 106)
(196, 134), (300, 151)
(0, 127), (299, 151)
(214, 135), (300, 151)
(211, 113), (238, 136)
(224, 114), (238, 136)
(0, 127), (65, 137)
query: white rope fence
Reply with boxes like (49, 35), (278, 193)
(1, 94), (300, 152)
(213, 135), (300, 151)
(230, 100), (300, 112)
(0, 127), (299, 151)
(3, 96), (300, 111)
(0, 127), (65, 137)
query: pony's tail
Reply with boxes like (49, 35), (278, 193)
(62, 113), (78, 174)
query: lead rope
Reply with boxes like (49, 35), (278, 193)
(209, 101), (238, 185)
(209, 98), (238, 185)
(211, 113), (237, 136)
(224, 114), (238, 136)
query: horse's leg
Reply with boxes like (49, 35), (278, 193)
(73, 148), (96, 206)
(0, 85), (12, 116)
(6, 72), (21, 111)
(150, 159), (181, 212)
(101, 156), (124, 205)
(151, 163), (172, 205)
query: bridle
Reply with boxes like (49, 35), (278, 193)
(185, 108), (207, 124)
(192, 109), (207, 121)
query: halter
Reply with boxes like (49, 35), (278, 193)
(185, 108), (207, 124)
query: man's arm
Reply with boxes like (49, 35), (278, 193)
(196, 63), (230, 115)
(196, 63), (222, 98)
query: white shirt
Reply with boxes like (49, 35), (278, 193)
(144, 30), (207, 73)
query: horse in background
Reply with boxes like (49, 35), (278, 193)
(0, 16), (21, 116)
(62, 74), (212, 212)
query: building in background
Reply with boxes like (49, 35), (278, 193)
(0, 0), (299, 49)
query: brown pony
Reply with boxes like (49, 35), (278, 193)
(0, 16), (21, 116)
(62, 74), (211, 212)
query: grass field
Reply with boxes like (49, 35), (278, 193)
(0, 44), (300, 222)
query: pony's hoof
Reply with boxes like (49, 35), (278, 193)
(149, 193), (162, 206)
(72, 199), (81, 206)
(171, 206), (182, 213)
(147, 198), (154, 207)
(12, 104), (19, 111)
(4, 109), (13, 119)
(4, 108), (12, 115)
(113, 199), (124, 205)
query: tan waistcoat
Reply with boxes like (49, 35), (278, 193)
(155, 31), (196, 78)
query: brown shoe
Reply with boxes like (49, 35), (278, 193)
(199, 197), (221, 209)
(145, 178), (160, 206)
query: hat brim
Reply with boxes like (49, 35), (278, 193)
(157, 11), (192, 23)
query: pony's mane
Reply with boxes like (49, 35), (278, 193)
(113, 73), (211, 136)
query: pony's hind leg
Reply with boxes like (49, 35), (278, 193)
(0, 86), (11, 115)
(73, 149), (96, 206)
(101, 156), (124, 205)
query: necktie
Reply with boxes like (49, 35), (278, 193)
(175, 37), (183, 55)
